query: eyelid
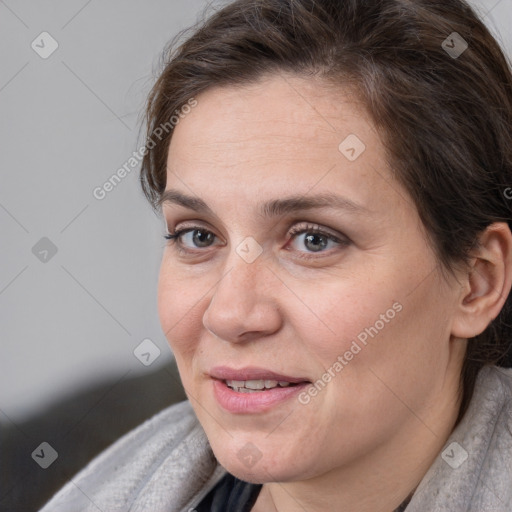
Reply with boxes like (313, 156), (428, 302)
(165, 220), (224, 242)
(288, 222), (344, 240)
(168, 220), (343, 239)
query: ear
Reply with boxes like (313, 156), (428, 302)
(451, 222), (512, 339)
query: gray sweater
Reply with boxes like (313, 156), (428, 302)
(40, 365), (512, 512)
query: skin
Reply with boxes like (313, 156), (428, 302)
(157, 72), (512, 512)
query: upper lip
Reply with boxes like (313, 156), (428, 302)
(209, 366), (310, 383)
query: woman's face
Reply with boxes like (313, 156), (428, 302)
(157, 73), (465, 483)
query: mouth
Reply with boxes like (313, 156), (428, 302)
(209, 366), (311, 412)
(209, 365), (310, 389)
(224, 379), (300, 393)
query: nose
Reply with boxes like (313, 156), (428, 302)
(202, 249), (283, 344)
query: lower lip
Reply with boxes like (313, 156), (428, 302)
(212, 379), (310, 413)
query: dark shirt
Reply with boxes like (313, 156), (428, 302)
(195, 473), (262, 512)
(195, 472), (412, 511)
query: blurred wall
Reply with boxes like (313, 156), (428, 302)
(1, 0), (511, 421)
(0, 0), (209, 425)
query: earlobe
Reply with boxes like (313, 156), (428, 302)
(451, 222), (512, 339)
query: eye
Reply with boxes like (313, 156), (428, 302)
(163, 222), (349, 258)
(164, 226), (219, 250)
(287, 223), (349, 257)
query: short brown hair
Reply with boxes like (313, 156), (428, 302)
(139, 0), (512, 423)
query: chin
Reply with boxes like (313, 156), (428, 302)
(220, 458), (292, 484)
(210, 438), (307, 484)
(225, 466), (272, 484)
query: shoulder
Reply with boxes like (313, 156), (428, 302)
(461, 366), (512, 509)
(476, 365), (512, 431)
(487, 365), (512, 396)
(479, 366), (512, 465)
(39, 400), (223, 512)
(406, 365), (512, 512)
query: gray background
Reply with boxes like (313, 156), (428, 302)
(1, 0), (511, 425)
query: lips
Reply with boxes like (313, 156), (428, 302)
(209, 366), (310, 385)
(210, 367), (311, 413)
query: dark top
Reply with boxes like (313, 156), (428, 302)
(195, 473), (262, 512)
(195, 472), (412, 511)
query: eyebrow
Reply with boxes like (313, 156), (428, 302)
(158, 189), (370, 218)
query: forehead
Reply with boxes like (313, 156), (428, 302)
(169, 73), (372, 157)
(165, 73), (401, 215)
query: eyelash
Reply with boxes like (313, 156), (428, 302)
(163, 223), (349, 260)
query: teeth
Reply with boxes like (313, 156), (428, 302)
(245, 380), (265, 390)
(225, 379), (294, 391)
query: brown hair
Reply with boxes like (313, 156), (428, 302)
(139, 0), (512, 423)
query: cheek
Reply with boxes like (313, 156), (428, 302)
(157, 263), (204, 358)
(323, 275), (454, 421)
(287, 276), (403, 367)
(292, 268), (447, 413)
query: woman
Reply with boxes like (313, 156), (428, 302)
(40, 0), (512, 510)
